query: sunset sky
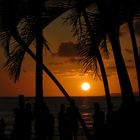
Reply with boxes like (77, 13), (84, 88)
(0, 14), (140, 97)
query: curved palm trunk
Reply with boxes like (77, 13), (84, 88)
(82, 8), (112, 111)
(109, 31), (135, 104)
(9, 29), (91, 140)
(128, 20), (140, 96)
(95, 0), (135, 105)
(97, 52), (112, 111)
(35, 18), (44, 102)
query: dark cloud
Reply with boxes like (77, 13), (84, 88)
(48, 58), (80, 66)
(119, 24), (129, 36)
(68, 57), (80, 63)
(22, 70), (27, 73)
(56, 42), (80, 57)
(127, 65), (136, 69)
(107, 65), (116, 70)
(119, 20), (140, 36)
(107, 65), (135, 70)
(125, 48), (132, 53)
(127, 59), (133, 63)
(134, 20), (140, 36)
(48, 62), (64, 66)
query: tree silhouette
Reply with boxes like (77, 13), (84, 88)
(68, 0), (138, 105)
(0, 0), (92, 139)
(1, 0), (139, 139)
(93, 0), (136, 104)
(65, 0), (112, 111)
(120, 0), (140, 96)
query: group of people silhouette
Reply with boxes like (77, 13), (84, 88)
(0, 95), (79, 140)
(58, 103), (79, 140)
(92, 101), (140, 140)
(0, 95), (140, 140)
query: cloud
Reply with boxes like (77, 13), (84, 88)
(22, 70), (27, 73)
(107, 64), (135, 71)
(119, 24), (129, 36)
(127, 59), (133, 63)
(127, 65), (136, 69)
(48, 58), (80, 67)
(107, 65), (116, 70)
(48, 62), (64, 66)
(125, 48), (132, 54)
(119, 19), (140, 36)
(55, 70), (89, 79)
(65, 57), (80, 63)
(56, 42), (80, 57)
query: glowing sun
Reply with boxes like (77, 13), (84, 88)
(81, 82), (91, 91)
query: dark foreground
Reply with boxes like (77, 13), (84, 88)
(0, 95), (140, 140)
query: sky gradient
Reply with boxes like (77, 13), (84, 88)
(0, 15), (140, 97)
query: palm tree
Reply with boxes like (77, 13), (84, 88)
(0, 0), (69, 101)
(0, 1), (92, 139)
(68, 0), (136, 104)
(92, 0), (136, 105)
(120, 0), (140, 96)
(128, 21), (140, 95)
(66, 0), (112, 111)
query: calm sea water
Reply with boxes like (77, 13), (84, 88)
(0, 96), (123, 136)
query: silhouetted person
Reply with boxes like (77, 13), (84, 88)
(18, 94), (25, 110)
(12, 95), (26, 140)
(34, 101), (53, 140)
(12, 108), (18, 140)
(25, 103), (33, 140)
(12, 107), (25, 140)
(0, 118), (6, 140)
(47, 110), (55, 140)
(67, 104), (79, 140)
(92, 102), (105, 140)
(58, 104), (68, 140)
(134, 101), (140, 139)
(65, 107), (73, 140)
(106, 103), (118, 140)
(117, 102), (136, 140)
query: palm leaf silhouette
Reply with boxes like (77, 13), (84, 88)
(65, 0), (112, 112)
(0, 1), (92, 139)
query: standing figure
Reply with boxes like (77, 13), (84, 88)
(67, 104), (79, 140)
(58, 104), (68, 140)
(0, 118), (6, 140)
(46, 109), (55, 140)
(12, 95), (26, 140)
(25, 103), (33, 140)
(92, 102), (105, 140)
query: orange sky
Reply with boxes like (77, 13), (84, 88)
(0, 16), (139, 97)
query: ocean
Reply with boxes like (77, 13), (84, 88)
(0, 96), (134, 139)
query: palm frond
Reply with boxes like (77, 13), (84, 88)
(79, 45), (98, 77)
(100, 38), (109, 59)
(1, 3), (71, 81)
(4, 39), (25, 82)
(43, 38), (53, 54)
(64, 6), (100, 77)
(3, 18), (34, 82)
(0, 32), (11, 56)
